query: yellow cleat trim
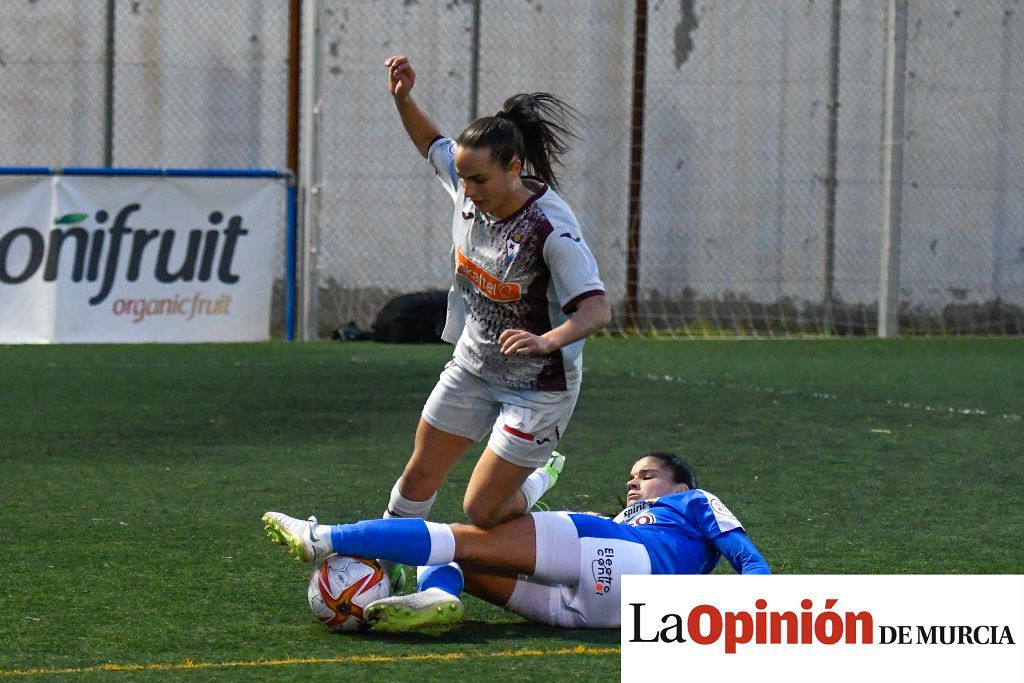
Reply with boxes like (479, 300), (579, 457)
(261, 513), (310, 563)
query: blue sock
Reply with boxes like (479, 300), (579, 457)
(418, 563), (464, 597)
(328, 518), (439, 566)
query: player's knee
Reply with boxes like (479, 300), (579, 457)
(462, 498), (504, 528)
(398, 466), (441, 501)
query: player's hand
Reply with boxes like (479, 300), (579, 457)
(499, 329), (556, 356)
(385, 55), (415, 98)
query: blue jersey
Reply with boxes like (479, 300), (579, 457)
(569, 489), (770, 575)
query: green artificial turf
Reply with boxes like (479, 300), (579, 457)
(1, 338), (1020, 680)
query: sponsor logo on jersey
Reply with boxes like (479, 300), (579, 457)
(613, 499), (650, 524)
(631, 512), (656, 526)
(592, 547), (615, 595)
(560, 231), (581, 243)
(455, 246), (521, 302)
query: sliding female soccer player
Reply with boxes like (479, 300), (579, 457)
(377, 54), (611, 590)
(264, 452), (771, 631)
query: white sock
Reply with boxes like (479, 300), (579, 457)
(384, 479), (437, 519)
(519, 466), (555, 511)
(312, 524), (334, 549)
(423, 524), (457, 565)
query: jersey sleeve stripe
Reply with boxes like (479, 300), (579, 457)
(562, 289), (606, 314)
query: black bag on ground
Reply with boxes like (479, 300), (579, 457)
(372, 290), (448, 343)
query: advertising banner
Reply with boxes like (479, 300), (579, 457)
(0, 172), (284, 343)
(622, 574), (1024, 683)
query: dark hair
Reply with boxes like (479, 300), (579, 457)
(455, 92), (581, 189)
(643, 451), (698, 490)
(613, 451), (699, 512)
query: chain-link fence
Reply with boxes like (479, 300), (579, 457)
(0, 0), (293, 333)
(307, 0), (1024, 337)
(0, 1), (110, 167)
(1, 1), (1021, 338)
(897, 0), (1024, 334)
(0, 0), (290, 169)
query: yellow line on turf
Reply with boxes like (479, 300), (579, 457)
(0, 646), (619, 677)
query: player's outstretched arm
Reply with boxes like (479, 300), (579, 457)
(385, 55), (442, 158)
(713, 529), (772, 574)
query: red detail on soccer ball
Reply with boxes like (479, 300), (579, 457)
(307, 554), (391, 632)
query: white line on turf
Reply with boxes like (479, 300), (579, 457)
(621, 371), (1021, 422)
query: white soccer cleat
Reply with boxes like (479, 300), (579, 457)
(261, 512), (332, 563)
(363, 587), (464, 633)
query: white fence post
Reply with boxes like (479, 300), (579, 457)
(298, 0), (322, 340)
(878, 0), (909, 338)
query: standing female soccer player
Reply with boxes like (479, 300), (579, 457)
(263, 452), (772, 631)
(379, 54), (611, 536)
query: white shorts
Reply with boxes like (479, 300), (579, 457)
(503, 511), (652, 628)
(421, 361), (579, 469)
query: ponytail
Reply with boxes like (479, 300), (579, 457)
(456, 92), (581, 189)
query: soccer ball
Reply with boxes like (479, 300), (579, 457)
(307, 554), (391, 632)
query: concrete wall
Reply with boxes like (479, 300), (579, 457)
(1, 0), (1020, 331)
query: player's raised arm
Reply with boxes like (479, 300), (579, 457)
(385, 55), (442, 158)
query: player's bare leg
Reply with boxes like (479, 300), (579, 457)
(459, 563), (519, 607)
(383, 419), (473, 590)
(396, 419), (474, 503)
(461, 448), (536, 527)
(451, 515), (538, 573)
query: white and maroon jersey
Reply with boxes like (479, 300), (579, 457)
(427, 136), (604, 391)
